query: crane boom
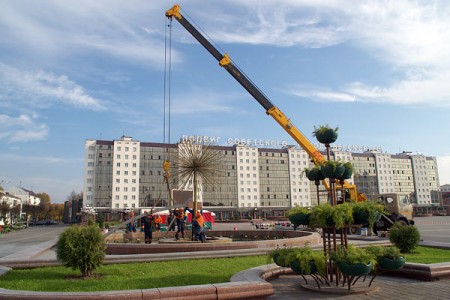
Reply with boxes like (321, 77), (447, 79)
(166, 4), (366, 199)
(166, 5), (326, 164)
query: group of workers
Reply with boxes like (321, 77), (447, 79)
(139, 207), (206, 244)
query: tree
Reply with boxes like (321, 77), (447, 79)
(67, 191), (83, 202)
(22, 203), (38, 225)
(56, 224), (105, 277)
(49, 203), (64, 221)
(0, 201), (11, 224)
(37, 192), (51, 221)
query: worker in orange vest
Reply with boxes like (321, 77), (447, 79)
(193, 211), (206, 243)
(174, 208), (185, 240)
(154, 214), (163, 232)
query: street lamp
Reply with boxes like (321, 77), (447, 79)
(253, 207), (258, 220)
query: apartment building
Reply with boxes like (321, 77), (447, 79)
(84, 136), (441, 218)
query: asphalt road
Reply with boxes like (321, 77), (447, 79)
(1, 216), (449, 259)
(0, 224), (67, 259)
(414, 216), (450, 244)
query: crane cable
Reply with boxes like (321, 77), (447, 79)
(163, 17), (172, 146)
(163, 17), (173, 207)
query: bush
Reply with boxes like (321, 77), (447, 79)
(286, 206), (310, 228)
(331, 244), (376, 266)
(309, 203), (353, 229)
(365, 245), (402, 261)
(267, 247), (293, 267)
(96, 213), (105, 229)
(56, 225), (105, 277)
(389, 222), (420, 253)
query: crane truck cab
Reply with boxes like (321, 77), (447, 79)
(372, 193), (414, 234)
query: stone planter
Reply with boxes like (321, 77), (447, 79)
(290, 260), (318, 275)
(314, 128), (338, 144)
(379, 257), (406, 270)
(305, 167), (325, 181)
(338, 261), (373, 277)
(320, 162), (345, 179)
(353, 211), (382, 226)
(289, 212), (310, 226)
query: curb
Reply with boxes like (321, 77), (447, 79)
(1, 236), (449, 299)
(0, 265), (277, 300)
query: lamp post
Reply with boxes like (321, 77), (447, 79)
(253, 207), (258, 220)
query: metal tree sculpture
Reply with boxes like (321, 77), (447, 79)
(174, 140), (223, 214)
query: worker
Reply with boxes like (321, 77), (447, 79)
(154, 214), (163, 232)
(167, 210), (176, 231)
(128, 210), (137, 233)
(193, 211), (206, 243)
(141, 211), (153, 244)
(174, 208), (185, 240)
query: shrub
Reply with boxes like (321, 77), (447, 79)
(304, 167), (325, 181)
(267, 247), (294, 267)
(312, 124), (338, 144)
(352, 200), (386, 228)
(291, 245), (327, 277)
(365, 245), (402, 261)
(389, 222), (420, 253)
(309, 202), (353, 229)
(286, 206), (310, 228)
(56, 225), (105, 277)
(320, 160), (345, 179)
(96, 213), (105, 229)
(331, 244), (376, 266)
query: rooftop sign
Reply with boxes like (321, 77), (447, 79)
(181, 135), (382, 153)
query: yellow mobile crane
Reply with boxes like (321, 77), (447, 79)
(166, 4), (365, 202)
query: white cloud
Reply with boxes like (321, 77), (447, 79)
(213, 1), (450, 108)
(288, 89), (356, 103)
(0, 1), (171, 68)
(0, 114), (49, 143)
(0, 64), (105, 111)
(345, 70), (450, 107)
(220, 1), (450, 66)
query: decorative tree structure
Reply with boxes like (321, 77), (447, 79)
(311, 124), (355, 286)
(305, 166), (325, 205)
(312, 124), (340, 204)
(174, 140), (223, 239)
(338, 162), (354, 204)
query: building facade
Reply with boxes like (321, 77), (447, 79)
(84, 136), (442, 219)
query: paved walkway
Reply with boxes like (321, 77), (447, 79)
(268, 274), (450, 299)
(1, 226), (449, 299)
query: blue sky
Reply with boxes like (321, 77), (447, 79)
(1, 0), (449, 203)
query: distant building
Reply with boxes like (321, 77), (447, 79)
(63, 198), (83, 224)
(6, 187), (41, 206)
(83, 136), (441, 219)
(441, 184), (450, 206)
(0, 192), (22, 224)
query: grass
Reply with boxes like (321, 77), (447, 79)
(403, 246), (450, 264)
(0, 246), (449, 292)
(0, 256), (267, 292)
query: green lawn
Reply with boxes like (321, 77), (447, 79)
(0, 256), (267, 292)
(0, 246), (449, 292)
(403, 246), (450, 264)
